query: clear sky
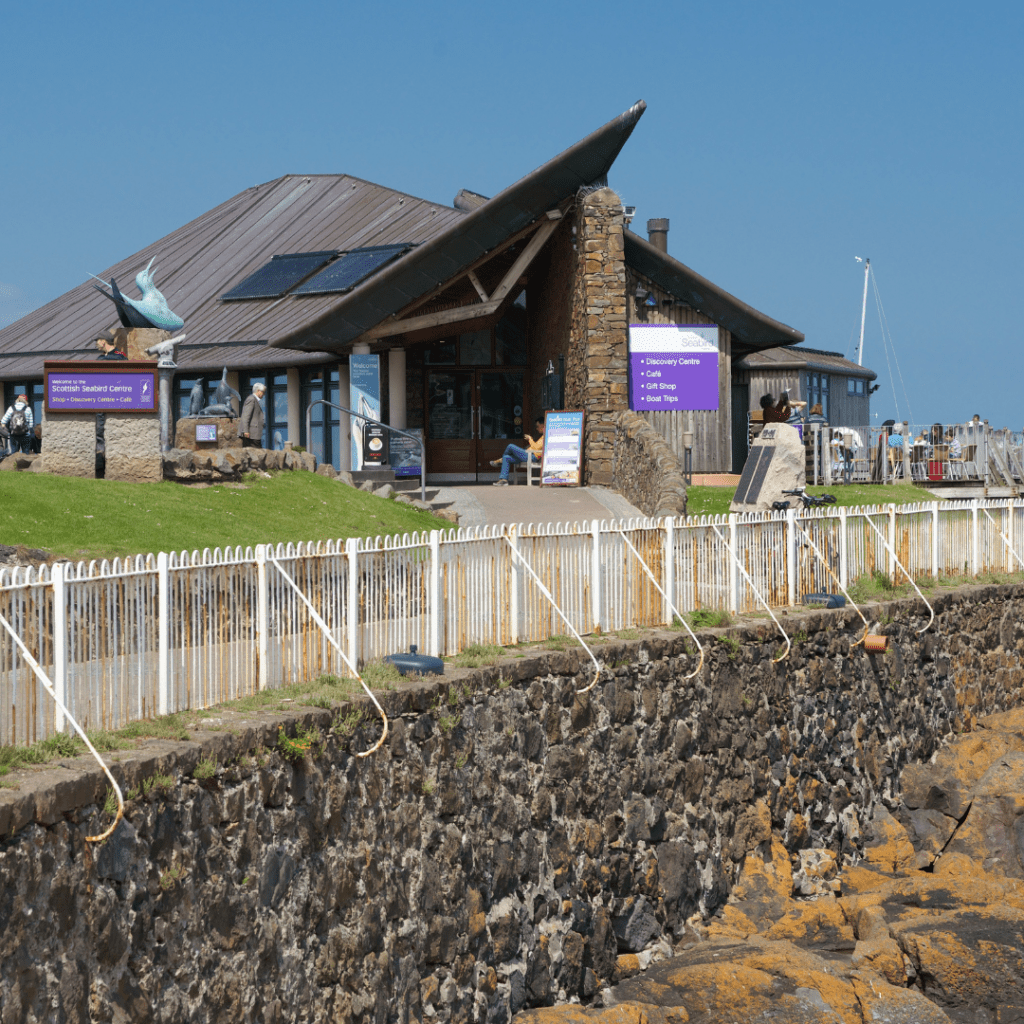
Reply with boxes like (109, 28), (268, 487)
(1, 0), (1021, 429)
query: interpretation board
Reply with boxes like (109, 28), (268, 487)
(541, 410), (585, 487)
(628, 323), (719, 411)
(45, 363), (157, 413)
(389, 428), (424, 478)
(733, 444), (775, 504)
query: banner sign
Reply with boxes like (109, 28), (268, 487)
(45, 366), (157, 412)
(541, 410), (584, 487)
(389, 428), (423, 478)
(362, 424), (389, 466)
(349, 354), (380, 471)
(628, 324), (719, 411)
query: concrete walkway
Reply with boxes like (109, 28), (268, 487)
(428, 482), (645, 530)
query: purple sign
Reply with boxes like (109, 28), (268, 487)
(628, 324), (719, 411)
(196, 424), (217, 442)
(47, 370), (156, 412)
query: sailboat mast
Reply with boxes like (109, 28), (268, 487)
(857, 257), (870, 366)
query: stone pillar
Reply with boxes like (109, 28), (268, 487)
(565, 187), (628, 486)
(388, 348), (407, 430)
(105, 414), (162, 482)
(40, 409), (96, 477)
(126, 327), (169, 361)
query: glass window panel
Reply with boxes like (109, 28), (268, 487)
(479, 372), (524, 440)
(273, 374), (288, 387)
(425, 339), (456, 365)
(273, 392), (288, 422)
(495, 308), (527, 366)
(427, 373), (473, 440)
(308, 387), (324, 423)
(459, 330), (491, 365)
(271, 428), (287, 450)
(331, 423), (341, 470)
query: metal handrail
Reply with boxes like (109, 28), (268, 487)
(305, 399), (426, 503)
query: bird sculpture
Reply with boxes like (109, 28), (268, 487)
(200, 367), (241, 418)
(90, 259), (184, 333)
(187, 380), (205, 417)
(145, 332), (186, 368)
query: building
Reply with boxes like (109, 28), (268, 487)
(0, 101), (832, 481)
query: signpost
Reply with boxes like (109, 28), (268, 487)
(541, 410), (584, 486)
(628, 324), (719, 411)
(45, 366), (157, 412)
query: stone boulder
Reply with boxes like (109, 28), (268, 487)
(730, 422), (805, 513)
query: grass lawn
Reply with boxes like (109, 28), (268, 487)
(685, 483), (939, 518)
(0, 472), (442, 562)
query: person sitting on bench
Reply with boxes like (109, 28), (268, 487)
(491, 417), (545, 486)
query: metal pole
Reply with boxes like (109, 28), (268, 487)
(857, 257), (870, 366)
(306, 398), (425, 503)
(158, 366), (175, 453)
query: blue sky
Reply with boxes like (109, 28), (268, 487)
(1, 0), (1021, 429)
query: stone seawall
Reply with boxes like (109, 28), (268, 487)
(1, 585), (1022, 1023)
(611, 411), (687, 517)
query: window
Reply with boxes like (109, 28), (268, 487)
(4, 382), (45, 430)
(300, 368), (341, 469)
(268, 373), (289, 450)
(174, 375), (222, 423)
(847, 378), (865, 396)
(805, 373), (829, 420)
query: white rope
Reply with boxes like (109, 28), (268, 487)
(709, 524), (791, 662)
(267, 553), (388, 756)
(503, 534), (602, 694)
(615, 528), (704, 679)
(861, 513), (934, 633)
(0, 611), (123, 842)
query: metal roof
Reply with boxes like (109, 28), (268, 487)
(624, 229), (805, 355)
(0, 174), (466, 374)
(274, 100), (649, 351)
(737, 344), (877, 379)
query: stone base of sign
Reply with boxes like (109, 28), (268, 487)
(729, 422), (805, 513)
(40, 411), (96, 478)
(174, 417), (241, 450)
(105, 415), (162, 483)
(163, 446), (316, 482)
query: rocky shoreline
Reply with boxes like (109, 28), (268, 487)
(516, 707), (1024, 1024)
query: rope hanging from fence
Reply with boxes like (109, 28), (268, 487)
(503, 533), (603, 694)
(980, 505), (1024, 571)
(267, 552), (388, 757)
(861, 514), (935, 633)
(0, 610), (124, 842)
(709, 524), (791, 662)
(615, 528), (704, 680)
(792, 522), (870, 648)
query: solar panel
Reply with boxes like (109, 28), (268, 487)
(221, 251), (337, 301)
(292, 245), (410, 296)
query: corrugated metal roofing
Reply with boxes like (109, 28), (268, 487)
(737, 344), (877, 379)
(0, 173), (466, 374)
(624, 229), (805, 355)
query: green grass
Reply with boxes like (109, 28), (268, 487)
(688, 608), (732, 629)
(685, 483), (938, 518)
(447, 643), (505, 668)
(0, 472), (442, 562)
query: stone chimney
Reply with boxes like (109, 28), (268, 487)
(647, 218), (669, 253)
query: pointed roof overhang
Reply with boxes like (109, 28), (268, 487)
(273, 100), (647, 351)
(624, 229), (804, 356)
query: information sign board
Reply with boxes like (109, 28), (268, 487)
(389, 429), (423, 477)
(45, 366), (157, 413)
(349, 354), (380, 471)
(628, 324), (719, 411)
(541, 410), (584, 487)
(196, 424), (218, 442)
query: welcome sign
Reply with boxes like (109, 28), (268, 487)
(628, 324), (719, 411)
(45, 366), (157, 412)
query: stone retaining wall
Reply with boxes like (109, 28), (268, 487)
(0, 585), (1021, 1023)
(611, 411), (687, 517)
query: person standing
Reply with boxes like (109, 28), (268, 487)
(2, 394), (34, 455)
(490, 417), (545, 486)
(239, 383), (266, 447)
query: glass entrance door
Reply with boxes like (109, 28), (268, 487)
(426, 371), (475, 474)
(477, 371), (524, 474)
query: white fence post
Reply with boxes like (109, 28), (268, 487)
(157, 551), (170, 713)
(52, 564), (66, 733)
(931, 502), (940, 578)
(255, 546), (268, 692)
(664, 519), (675, 623)
(591, 520), (602, 632)
(509, 528), (520, 645)
(838, 507), (848, 589)
(971, 499), (980, 576)
(888, 505), (897, 581)
(428, 531), (440, 656)
(346, 537), (360, 669)
(728, 513), (739, 614)
(786, 508), (797, 607)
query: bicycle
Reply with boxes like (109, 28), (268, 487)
(771, 488), (837, 512)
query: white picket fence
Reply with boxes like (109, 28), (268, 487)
(2, 498), (1022, 747)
